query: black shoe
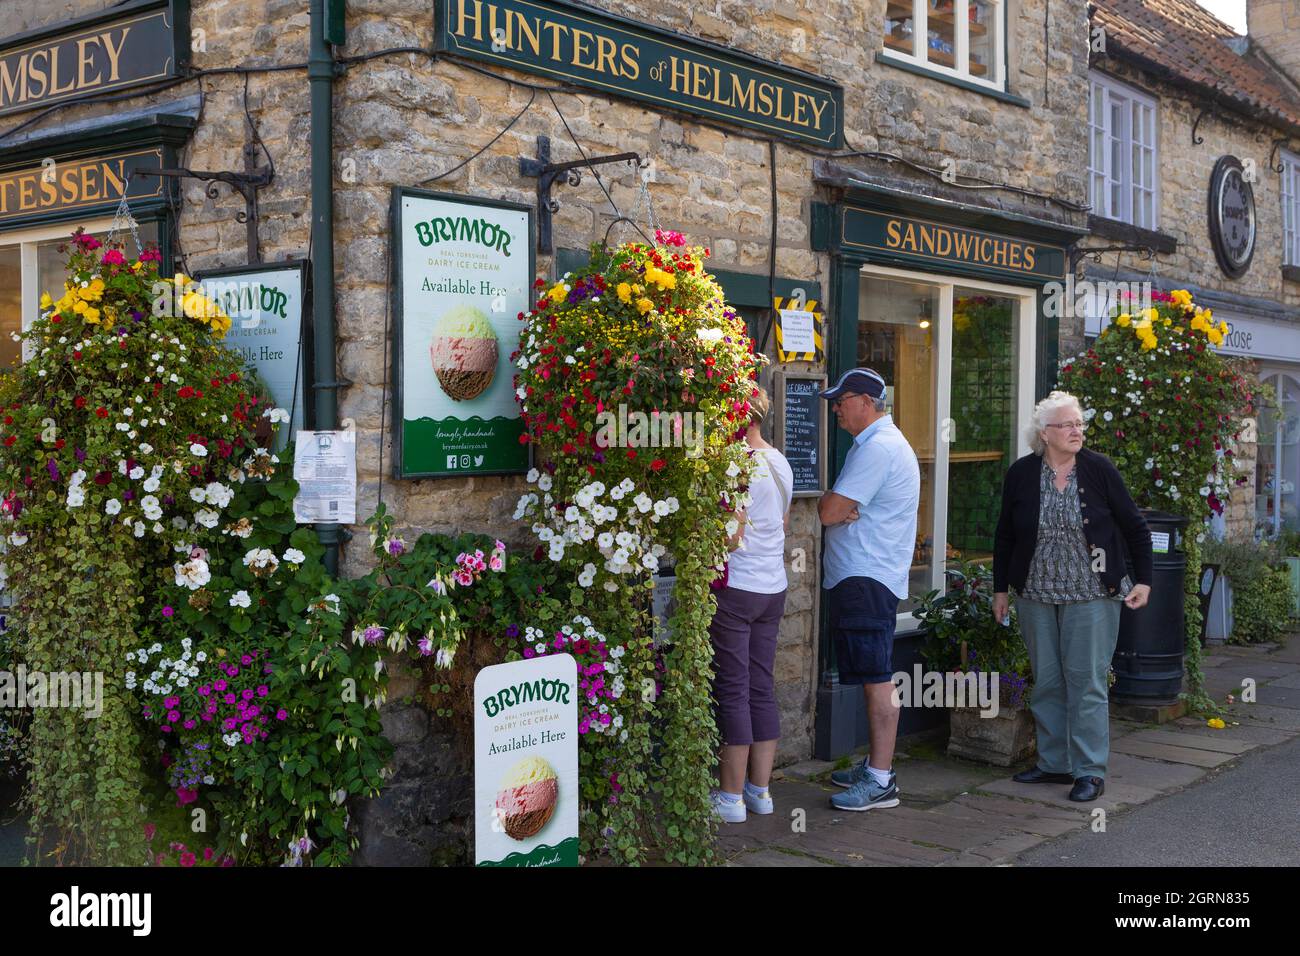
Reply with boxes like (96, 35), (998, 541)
(1013, 766), (1074, 785)
(1069, 776), (1105, 802)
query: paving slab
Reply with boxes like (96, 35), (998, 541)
(1104, 750), (1209, 790)
(1171, 716), (1295, 745)
(1215, 658), (1300, 680)
(1265, 641), (1300, 664)
(937, 852), (999, 867)
(724, 848), (837, 867)
(1200, 669), (1251, 697)
(1226, 702), (1300, 729)
(822, 803), (1023, 852)
(774, 759), (836, 782)
(1255, 684), (1300, 709)
(978, 776), (1162, 812)
(1109, 737), (1235, 767)
(930, 794), (1087, 837)
(1267, 671), (1300, 689)
(1198, 653), (1233, 668)
(966, 830), (1052, 862)
(788, 821), (960, 866)
(1126, 729), (1256, 754)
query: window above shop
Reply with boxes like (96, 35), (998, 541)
(1283, 149), (1300, 272)
(880, 0), (1007, 93)
(1088, 72), (1160, 231)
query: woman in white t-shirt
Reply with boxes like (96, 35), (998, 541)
(709, 384), (793, 824)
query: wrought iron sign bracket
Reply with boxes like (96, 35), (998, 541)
(1269, 138), (1288, 175)
(520, 135), (641, 254)
(138, 143), (274, 264)
(1069, 244), (1159, 269)
(1191, 106), (1214, 146)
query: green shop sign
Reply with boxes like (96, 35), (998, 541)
(840, 207), (1067, 282)
(0, 0), (188, 119)
(434, 0), (843, 148)
(391, 187), (534, 479)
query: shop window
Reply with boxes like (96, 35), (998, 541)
(1283, 150), (1300, 268)
(0, 220), (158, 369)
(882, 0), (1006, 91)
(1088, 72), (1159, 230)
(1256, 372), (1300, 537)
(857, 270), (1032, 624)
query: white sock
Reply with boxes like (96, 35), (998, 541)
(744, 779), (768, 794)
(866, 765), (892, 788)
(716, 790), (742, 803)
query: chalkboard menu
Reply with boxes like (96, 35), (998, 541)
(778, 373), (825, 495)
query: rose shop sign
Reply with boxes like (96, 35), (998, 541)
(0, 0), (189, 118)
(434, 0), (843, 148)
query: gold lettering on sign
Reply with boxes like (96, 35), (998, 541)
(879, 216), (1041, 273)
(0, 155), (141, 219)
(0, 23), (139, 111)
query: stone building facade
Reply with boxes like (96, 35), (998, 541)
(0, 0), (1095, 862)
(1082, 0), (1300, 539)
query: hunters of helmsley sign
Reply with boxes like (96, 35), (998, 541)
(0, 0), (188, 118)
(434, 0), (843, 147)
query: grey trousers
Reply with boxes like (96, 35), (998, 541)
(1016, 597), (1122, 780)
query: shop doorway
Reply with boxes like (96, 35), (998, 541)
(849, 265), (1037, 630)
(1256, 370), (1300, 537)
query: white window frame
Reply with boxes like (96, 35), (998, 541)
(857, 263), (1037, 633)
(1088, 72), (1160, 230)
(881, 0), (1007, 92)
(0, 217), (120, 363)
(1283, 149), (1300, 268)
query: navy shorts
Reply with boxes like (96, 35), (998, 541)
(828, 576), (899, 685)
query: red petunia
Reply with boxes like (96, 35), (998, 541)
(94, 406), (108, 418)
(650, 459), (666, 471)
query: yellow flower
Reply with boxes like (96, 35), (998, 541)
(547, 283), (568, 304)
(1217, 321), (1228, 335)
(1170, 289), (1192, 309)
(616, 282), (632, 303)
(1207, 717), (1226, 729)
(72, 299), (87, 315)
(1116, 313), (1131, 327)
(39, 292), (52, 309)
(1162, 317), (1172, 327)
(1207, 329), (1224, 346)
(173, 273), (190, 288)
(83, 306), (100, 324)
(636, 297), (654, 315)
(1140, 307), (1159, 323)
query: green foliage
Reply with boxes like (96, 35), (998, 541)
(1057, 290), (1263, 716)
(913, 561), (1032, 709)
(1228, 567), (1294, 646)
(134, 447), (390, 867)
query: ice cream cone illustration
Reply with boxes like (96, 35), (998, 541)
(495, 755), (558, 841)
(430, 304), (499, 401)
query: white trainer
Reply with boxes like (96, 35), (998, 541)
(743, 781), (774, 814)
(710, 790), (747, 824)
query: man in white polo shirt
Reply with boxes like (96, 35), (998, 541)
(817, 368), (920, 811)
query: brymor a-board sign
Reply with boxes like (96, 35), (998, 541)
(196, 261), (310, 448)
(475, 655), (578, 867)
(392, 187), (534, 478)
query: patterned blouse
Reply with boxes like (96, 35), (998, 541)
(1020, 459), (1129, 604)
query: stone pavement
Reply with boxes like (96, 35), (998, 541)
(722, 632), (1300, 867)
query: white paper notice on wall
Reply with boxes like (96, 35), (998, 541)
(293, 430), (357, 524)
(1150, 531), (1170, 555)
(778, 309), (816, 354)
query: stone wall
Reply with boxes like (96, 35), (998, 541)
(1, 0), (1091, 862)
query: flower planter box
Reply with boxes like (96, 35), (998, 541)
(946, 706), (1036, 767)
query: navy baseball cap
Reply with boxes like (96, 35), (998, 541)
(820, 368), (887, 401)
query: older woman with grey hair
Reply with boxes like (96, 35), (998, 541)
(992, 390), (1152, 802)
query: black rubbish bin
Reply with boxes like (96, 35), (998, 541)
(1111, 510), (1188, 706)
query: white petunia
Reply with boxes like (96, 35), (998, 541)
(189, 443), (208, 457)
(229, 590), (251, 609)
(105, 499), (122, 516)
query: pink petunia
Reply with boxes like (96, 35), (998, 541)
(179, 851), (196, 868)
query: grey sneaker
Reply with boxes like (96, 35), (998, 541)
(830, 761), (901, 794)
(830, 759), (869, 789)
(829, 772), (900, 812)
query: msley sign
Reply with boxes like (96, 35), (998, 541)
(435, 0), (843, 147)
(0, 0), (188, 118)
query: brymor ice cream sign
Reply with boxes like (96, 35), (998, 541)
(392, 188), (533, 478)
(434, 0), (843, 148)
(475, 656), (578, 866)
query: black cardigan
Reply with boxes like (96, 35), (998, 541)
(993, 447), (1154, 595)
